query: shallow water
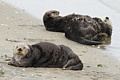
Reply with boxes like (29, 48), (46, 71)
(98, 0), (120, 59)
(1, 0), (120, 59)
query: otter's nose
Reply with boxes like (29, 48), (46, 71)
(18, 48), (22, 51)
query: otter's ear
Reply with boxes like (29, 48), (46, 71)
(28, 45), (33, 52)
(25, 45), (33, 58)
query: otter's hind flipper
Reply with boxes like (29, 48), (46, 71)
(65, 33), (103, 45)
(79, 37), (103, 45)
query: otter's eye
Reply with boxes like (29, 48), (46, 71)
(16, 46), (18, 48)
(47, 14), (50, 16)
(52, 12), (56, 13)
(106, 17), (109, 20)
(23, 47), (26, 49)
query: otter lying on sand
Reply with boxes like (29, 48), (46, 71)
(43, 10), (112, 45)
(8, 42), (83, 70)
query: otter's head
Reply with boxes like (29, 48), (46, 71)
(103, 17), (112, 27)
(13, 43), (30, 57)
(44, 10), (60, 18)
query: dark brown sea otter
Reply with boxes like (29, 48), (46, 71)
(43, 10), (112, 45)
(43, 10), (64, 32)
(8, 42), (83, 70)
(64, 15), (112, 45)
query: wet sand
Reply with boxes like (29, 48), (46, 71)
(0, 1), (120, 80)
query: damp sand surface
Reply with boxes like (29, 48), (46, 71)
(0, 1), (120, 80)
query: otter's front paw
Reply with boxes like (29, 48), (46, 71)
(8, 61), (13, 65)
(8, 60), (17, 66)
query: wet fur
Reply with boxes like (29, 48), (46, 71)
(43, 10), (112, 45)
(8, 42), (83, 70)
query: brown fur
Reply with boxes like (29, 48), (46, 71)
(8, 42), (83, 70)
(43, 10), (112, 45)
(43, 10), (64, 32)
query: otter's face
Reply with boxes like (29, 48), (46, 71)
(45, 10), (60, 18)
(103, 17), (112, 27)
(13, 43), (30, 56)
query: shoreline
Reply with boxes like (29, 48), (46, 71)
(0, 1), (120, 80)
(2, 0), (120, 60)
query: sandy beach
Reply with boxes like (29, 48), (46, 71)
(0, 1), (120, 80)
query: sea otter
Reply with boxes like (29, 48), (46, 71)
(64, 15), (112, 45)
(8, 42), (83, 70)
(43, 10), (112, 45)
(43, 10), (64, 32)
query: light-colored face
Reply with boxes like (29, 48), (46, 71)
(13, 43), (30, 56)
(103, 17), (112, 27)
(45, 10), (60, 17)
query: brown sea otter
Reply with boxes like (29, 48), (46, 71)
(8, 42), (83, 70)
(43, 10), (112, 45)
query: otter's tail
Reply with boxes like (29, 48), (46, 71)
(78, 37), (103, 45)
